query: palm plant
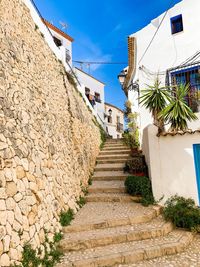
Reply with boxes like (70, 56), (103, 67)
(158, 84), (198, 132)
(139, 78), (171, 133)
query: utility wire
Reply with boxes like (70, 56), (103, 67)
(73, 60), (127, 65)
(138, 0), (175, 64)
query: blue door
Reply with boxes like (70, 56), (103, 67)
(193, 144), (200, 204)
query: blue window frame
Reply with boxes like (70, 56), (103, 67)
(170, 14), (183, 34)
(170, 65), (200, 112)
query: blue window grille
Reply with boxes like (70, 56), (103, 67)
(170, 14), (183, 34)
(169, 65), (200, 112)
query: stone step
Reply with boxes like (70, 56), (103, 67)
(88, 181), (125, 193)
(104, 143), (126, 147)
(100, 150), (131, 155)
(59, 216), (173, 252)
(85, 193), (140, 202)
(93, 171), (128, 181)
(97, 158), (131, 164)
(97, 154), (131, 161)
(57, 230), (194, 267)
(105, 139), (124, 143)
(102, 146), (128, 151)
(120, 235), (200, 267)
(95, 163), (125, 172)
(63, 203), (161, 233)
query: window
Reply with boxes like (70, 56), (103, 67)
(170, 66), (200, 112)
(53, 36), (62, 47)
(65, 49), (71, 62)
(170, 14), (183, 34)
(94, 92), (101, 103)
(85, 87), (90, 97)
(108, 116), (112, 123)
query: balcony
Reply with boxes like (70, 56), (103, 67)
(116, 123), (124, 133)
(85, 93), (102, 106)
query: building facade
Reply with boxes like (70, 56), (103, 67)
(43, 19), (73, 68)
(74, 67), (105, 124)
(119, 0), (200, 204)
(105, 103), (124, 139)
(120, 0), (200, 135)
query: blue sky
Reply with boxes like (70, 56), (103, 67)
(34, 0), (182, 110)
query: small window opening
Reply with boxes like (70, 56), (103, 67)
(170, 14), (183, 34)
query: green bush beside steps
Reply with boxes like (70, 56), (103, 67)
(125, 176), (200, 232)
(163, 195), (200, 231)
(124, 175), (155, 206)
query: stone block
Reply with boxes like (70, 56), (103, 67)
(6, 182), (17, 197)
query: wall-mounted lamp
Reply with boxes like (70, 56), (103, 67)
(104, 108), (112, 119)
(117, 70), (126, 87)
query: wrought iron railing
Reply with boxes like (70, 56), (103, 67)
(167, 64), (200, 113)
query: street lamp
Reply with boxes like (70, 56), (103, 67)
(117, 70), (126, 87)
(104, 108), (112, 119)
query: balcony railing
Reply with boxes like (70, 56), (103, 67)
(85, 93), (102, 106)
(116, 123), (124, 132)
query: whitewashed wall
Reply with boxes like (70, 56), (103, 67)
(105, 104), (124, 139)
(128, 0), (200, 136)
(143, 125), (200, 205)
(48, 28), (73, 67)
(74, 68), (105, 124)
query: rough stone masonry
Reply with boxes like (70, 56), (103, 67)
(0, 0), (101, 265)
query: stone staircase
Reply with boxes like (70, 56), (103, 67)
(57, 139), (194, 267)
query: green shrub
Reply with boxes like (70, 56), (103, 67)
(122, 131), (139, 149)
(12, 232), (63, 267)
(66, 71), (77, 89)
(76, 196), (86, 208)
(53, 232), (63, 243)
(88, 177), (92, 185)
(125, 176), (154, 206)
(163, 195), (200, 230)
(93, 118), (107, 149)
(81, 186), (88, 195)
(59, 209), (74, 226)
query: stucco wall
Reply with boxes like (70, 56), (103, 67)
(48, 28), (73, 67)
(0, 0), (101, 265)
(105, 104), (124, 139)
(74, 68), (105, 124)
(143, 125), (200, 205)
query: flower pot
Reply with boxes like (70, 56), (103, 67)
(131, 148), (139, 156)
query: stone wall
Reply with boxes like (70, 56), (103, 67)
(0, 0), (101, 265)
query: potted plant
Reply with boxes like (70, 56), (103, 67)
(124, 156), (148, 176)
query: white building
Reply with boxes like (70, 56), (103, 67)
(74, 67), (105, 124)
(42, 19), (73, 68)
(105, 103), (124, 139)
(120, 0), (200, 134)
(119, 0), (200, 204)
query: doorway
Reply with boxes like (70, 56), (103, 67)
(193, 144), (200, 204)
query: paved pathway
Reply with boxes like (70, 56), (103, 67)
(57, 139), (197, 267)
